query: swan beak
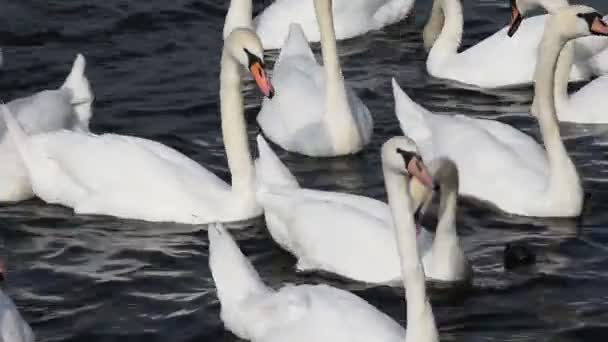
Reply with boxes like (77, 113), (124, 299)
(407, 157), (435, 190)
(590, 17), (608, 36)
(507, 0), (523, 37)
(250, 62), (275, 99)
(0, 260), (5, 283)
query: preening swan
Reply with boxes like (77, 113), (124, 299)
(396, 5), (608, 217)
(0, 262), (35, 342)
(423, 0), (608, 88)
(210, 137), (440, 342)
(1, 28), (274, 224)
(0, 54), (92, 203)
(255, 135), (470, 283)
(224, 0), (415, 50)
(510, 0), (608, 123)
(256, 0), (373, 157)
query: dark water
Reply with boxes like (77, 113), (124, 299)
(1, 0), (608, 341)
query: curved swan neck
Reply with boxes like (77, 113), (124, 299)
(423, 0), (445, 51)
(535, 25), (578, 189)
(433, 161), (458, 237)
(427, 0), (463, 65)
(382, 163), (437, 341)
(220, 50), (255, 193)
(551, 41), (574, 111)
(223, 0), (252, 39)
(539, 0), (570, 14)
(314, 0), (361, 154)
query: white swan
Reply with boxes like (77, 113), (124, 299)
(1, 29), (274, 224)
(396, 5), (608, 217)
(255, 134), (470, 284)
(223, 0), (415, 50)
(510, 0), (608, 123)
(424, 0), (608, 88)
(255, 0), (373, 157)
(0, 263), (35, 342)
(509, 0), (608, 76)
(0, 54), (93, 203)
(209, 136), (439, 342)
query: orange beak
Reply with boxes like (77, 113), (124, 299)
(591, 16), (608, 36)
(407, 157), (436, 190)
(507, 0), (523, 37)
(250, 62), (275, 99)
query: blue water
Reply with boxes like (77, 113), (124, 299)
(1, 0), (608, 341)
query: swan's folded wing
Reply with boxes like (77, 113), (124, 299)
(257, 285), (404, 342)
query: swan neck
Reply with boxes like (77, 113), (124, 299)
(382, 164), (429, 320)
(423, 0), (445, 51)
(551, 41), (574, 111)
(427, 0), (463, 63)
(535, 30), (575, 188)
(223, 0), (252, 39)
(435, 166), (457, 237)
(220, 51), (255, 193)
(314, 0), (361, 154)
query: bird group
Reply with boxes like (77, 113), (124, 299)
(2, 0), (608, 341)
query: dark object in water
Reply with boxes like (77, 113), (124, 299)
(503, 243), (536, 270)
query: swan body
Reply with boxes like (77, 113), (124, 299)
(0, 54), (93, 203)
(256, 0), (373, 157)
(224, 0), (415, 50)
(255, 135), (470, 283)
(210, 136), (439, 342)
(1, 29), (274, 224)
(424, 0), (608, 88)
(0, 289), (34, 342)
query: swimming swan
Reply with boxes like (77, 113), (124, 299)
(397, 6), (608, 216)
(0, 54), (92, 202)
(224, 0), (415, 50)
(510, 0), (608, 123)
(255, 134), (470, 284)
(1, 29), (274, 224)
(256, 0), (373, 157)
(209, 136), (439, 342)
(0, 262), (35, 342)
(424, 0), (608, 88)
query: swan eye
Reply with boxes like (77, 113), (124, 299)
(244, 48), (264, 69)
(396, 148), (421, 167)
(577, 12), (602, 27)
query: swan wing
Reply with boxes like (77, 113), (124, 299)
(256, 285), (404, 342)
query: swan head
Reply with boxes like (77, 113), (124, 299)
(382, 137), (435, 190)
(550, 6), (608, 39)
(224, 28), (275, 98)
(508, 0), (570, 37)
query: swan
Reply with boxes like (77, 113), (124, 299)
(255, 134), (470, 284)
(423, 0), (608, 88)
(0, 262), (35, 342)
(223, 0), (415, 50)
(509, 0), (608, 76)
(209, 136), (440, 342)
(510, 0), (608, 123)
(0, 29), (274, 224)
(0, 54), (93, 203)
(255, 0), (373, 157)
(396, 5), (608, 217)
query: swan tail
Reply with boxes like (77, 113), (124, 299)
(209, 223), (268, 303)
(208, 223), (270, 339)
(276, 23), (315, 64)
(391, 78), (432, 143)
(255, 134), (299, 190)
(61, 54), (94, 129)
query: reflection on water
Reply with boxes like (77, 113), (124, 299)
(1, 0), (608, 341)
